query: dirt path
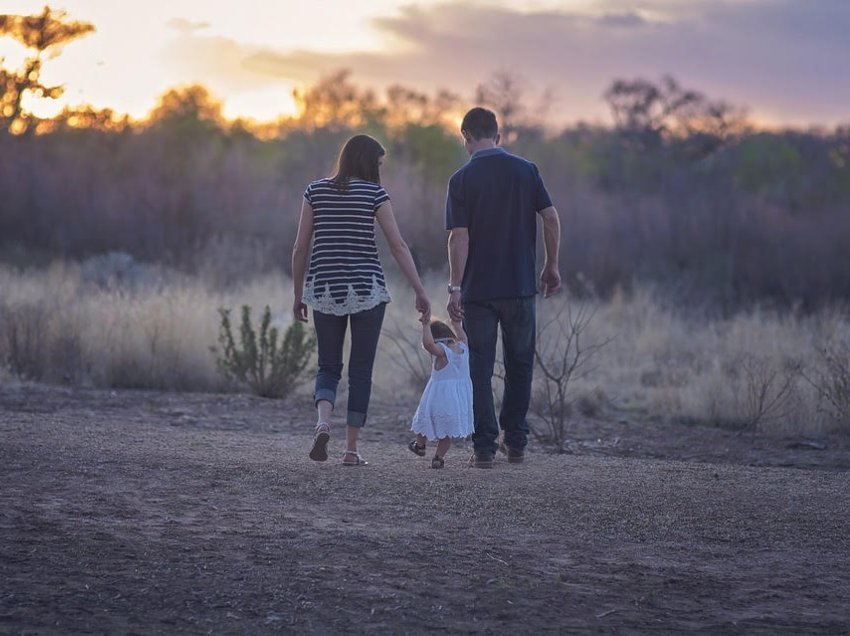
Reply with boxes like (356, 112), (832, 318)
(2, 385), (850, 634)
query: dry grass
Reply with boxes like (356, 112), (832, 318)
(1, 262), (848, 436)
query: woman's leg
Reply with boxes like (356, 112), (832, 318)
(343, 303), (386, 458)
(345, 303), (386, 429)
(311, 310), (348, 424)
(435, 437), (452, 458)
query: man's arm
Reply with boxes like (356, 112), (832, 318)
(447, 227), (469, 321)
(538, 206), (562, 298)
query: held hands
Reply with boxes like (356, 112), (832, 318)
(415, 289), (431, 323)
(539, 264), (562, 298)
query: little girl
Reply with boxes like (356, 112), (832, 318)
(407, 316), (473, 468)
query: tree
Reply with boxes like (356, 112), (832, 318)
(147, 84), (225, 130)
(0, 5), (94, 134)
(475, 71), (527, 144)
(291, 69), (382, 132)
(603, 75), (747, 155)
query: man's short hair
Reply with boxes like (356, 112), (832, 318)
(461, 107), (498, 140)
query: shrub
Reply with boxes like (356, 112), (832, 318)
(804, 341), (850, 431)
(380, 320), (431, 394)
(530, 299), (611, 451)
(0, 303), (48, 380)
(736, 353), (802, 430)
(212, 305), (315, 399)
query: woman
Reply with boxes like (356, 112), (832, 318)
(291, 134), (430, 466)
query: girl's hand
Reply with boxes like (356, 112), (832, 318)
(293, 299), (308, 323)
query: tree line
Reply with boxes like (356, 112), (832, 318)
(2, 7), (850, 310)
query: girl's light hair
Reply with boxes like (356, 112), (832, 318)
(430, 319), (456, 342)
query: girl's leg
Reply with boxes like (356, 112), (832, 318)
(431, 438), (451, 468)
(408, 434), (427, 456)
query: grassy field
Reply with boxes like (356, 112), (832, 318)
(1, 259), (848, 437)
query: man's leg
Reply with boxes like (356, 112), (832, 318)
(464, 300), (500, 459)
(498, 296), (536, 452)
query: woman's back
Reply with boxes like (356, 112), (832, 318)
(304, 178), (391, 315)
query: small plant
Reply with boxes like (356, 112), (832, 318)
(380, 320), (432, 394)
(803, 342), (850, 430)
(530, 299), (611, 451)
(1, 303), (48, 380)
(737, 353), (801, 430)
(212, 305), (315, 399)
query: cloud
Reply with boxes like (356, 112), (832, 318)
(165, 1), (850, 126)
(166, 18), (211, 34)
(160, 32), (272, 93)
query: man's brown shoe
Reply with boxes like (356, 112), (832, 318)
(468, 453), (494, 469)
(499, 441), (525, 464)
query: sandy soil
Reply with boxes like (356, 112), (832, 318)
(2, 384), (849, 634)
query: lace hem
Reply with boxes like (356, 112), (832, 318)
(304, 276), (391, 316)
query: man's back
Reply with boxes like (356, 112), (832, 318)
(446, 147), (552, 302)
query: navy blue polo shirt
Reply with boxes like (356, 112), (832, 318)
(445, 147), (553, 302)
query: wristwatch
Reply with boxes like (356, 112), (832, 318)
(447, 284), (462, 294)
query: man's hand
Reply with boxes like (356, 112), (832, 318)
(539, 264), (562, 298)
(447, 291), (464, 322)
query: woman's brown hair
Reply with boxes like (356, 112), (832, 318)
(330, 134), (385, 189)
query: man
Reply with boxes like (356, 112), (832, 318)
(445, 107), (561, 469)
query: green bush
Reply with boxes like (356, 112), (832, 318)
(212, 305), (315, 399)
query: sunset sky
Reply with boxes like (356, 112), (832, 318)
(2, 0), (849, 127)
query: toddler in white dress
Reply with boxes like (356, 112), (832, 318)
(408, 316), (473, 468)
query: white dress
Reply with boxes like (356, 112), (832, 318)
(410, 342), (474, 441)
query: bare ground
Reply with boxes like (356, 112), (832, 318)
(1, 384), (849, 635)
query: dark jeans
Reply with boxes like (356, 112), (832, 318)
(464, 296), (536, 457)
(312, 303), (386, 427)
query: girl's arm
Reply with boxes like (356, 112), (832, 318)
(376, 201), (430, 320)
(451, 318), (468, 345)
(291, 199), (314, 322)
(421, 316), (447, 360)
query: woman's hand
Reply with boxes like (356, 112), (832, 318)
(293, 298), (308, 323)
(415, 289), (431, 323)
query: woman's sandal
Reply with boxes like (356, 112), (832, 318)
(309, 422), (330, 462)
(407, 439), (426, 457)
(431, 455), (445, 469)
(342, 450), (369, 466)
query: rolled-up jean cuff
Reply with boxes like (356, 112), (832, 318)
(314, 388), (336, 408)
(346, 410), (367, 428)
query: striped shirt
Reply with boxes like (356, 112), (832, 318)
(302, 178), (392, 315)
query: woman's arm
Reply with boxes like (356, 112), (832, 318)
(375, 201), (430, 320)
(291, 199), (314, 322)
